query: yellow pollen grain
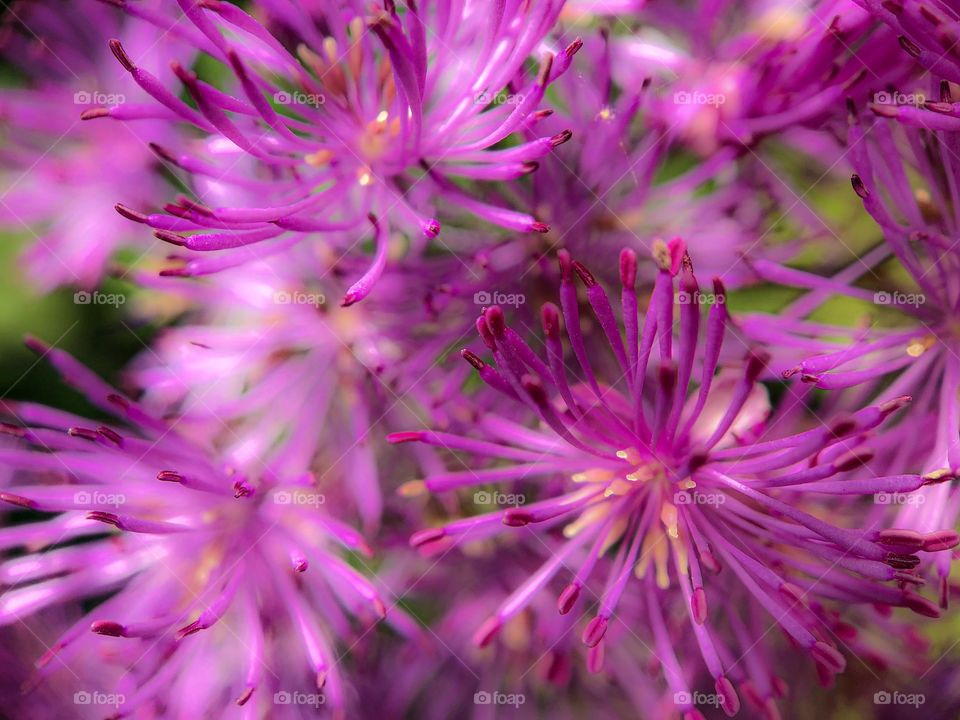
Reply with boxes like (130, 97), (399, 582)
(348, 18), (364, 76)
(906, 336), (934, 357)
(924, 468), (952, 482)
(599, 516), (628, 555)
(572, 468), (614, 484)
(305, 149), (334, 167)
(323, 37), (338, 63)
(616, 447), (642, 464)
(635, 526), (670, 588)
(626, 466), (656, 483)
(654, 539), (670, 588)
(604, 479), (633, 497)
(673, 534), (689, 576)
(660, 503), (679, 539)
(358, 170), (373, 186)
(562, 503), (610, 539)
(652, 239), (671, 271)
(597, 107), (613, 121)
(397, 480), (426, 498)
(502, 613), (531, 652)
(375, 110), (389, 123)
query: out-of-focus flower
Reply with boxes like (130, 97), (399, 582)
(357, 548), (641, 720)
(0, 340), (409, 718)
(0, 1), (184, 290)
(524, 32), (799, 287)
(124, 246), (494, 530)
(856, 0), (960, 85)
(613, 0), (914, 154)
(741, 96), (960, 592)
(92, 0), (580, 302)
(390, 243), (952, 717)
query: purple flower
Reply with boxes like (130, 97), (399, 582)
(741, 96), (960, 588)
(858, 0), (960, 84)
(123, 248), (491, 530)
(390, 242), (951, 716)
(0, 1), (185, 290)
(356, 548), (641, 719)
(0, 339), (406, 717)
(613, 1), (914, 153)
(90, 0), (580, 302)
(524, 33), (794, 287)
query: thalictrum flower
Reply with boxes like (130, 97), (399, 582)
(604, 1), (914, 155)
(124, 247), (489, 530)
(741, 95), (960, 593)
(0, 0), (184, 290)
(390, 242), (951, 717)
(92, 0), (580, 302)
(0, 340), (406, 718)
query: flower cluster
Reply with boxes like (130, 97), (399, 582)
(2, 1), (960, 718)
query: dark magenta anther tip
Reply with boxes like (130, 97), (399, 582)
(108, 38), (135, 72)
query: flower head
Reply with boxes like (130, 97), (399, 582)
(0, 339), (402, 717)
(124, 247), (490, 529)
(391, 243), (951, 716)
(740, 91), (960, 586)
(92, 0), (580, 301)
(0, 0), (184, 289)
